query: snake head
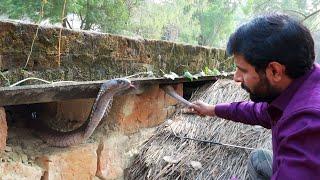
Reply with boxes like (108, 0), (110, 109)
(101, 78), (133, 95)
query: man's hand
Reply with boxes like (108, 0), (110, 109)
(187, 100), (216, 117)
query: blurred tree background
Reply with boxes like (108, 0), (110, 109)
(0, 0), (319, 58)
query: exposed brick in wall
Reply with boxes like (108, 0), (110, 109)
(104, 84), (183, 134)
(0, 162), (43, 179)
(30, 84), (181, 134)
(36, 143), (98, 179)
(0, 107), (7, 151)
(0, 84), (181, 179)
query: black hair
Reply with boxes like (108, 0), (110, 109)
(227, 14), (315, 78)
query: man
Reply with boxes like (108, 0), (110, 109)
(190, 14), (320, 179)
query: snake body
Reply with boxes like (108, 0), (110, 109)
(38, 78), (132, 147)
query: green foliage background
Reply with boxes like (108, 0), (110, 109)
(0, 0), (319, 49)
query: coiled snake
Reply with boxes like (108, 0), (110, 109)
(38, 78), (133, 147)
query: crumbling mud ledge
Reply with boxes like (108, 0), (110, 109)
(0, 20), (233, 86)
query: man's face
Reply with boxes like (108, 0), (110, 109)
(233, 55), (281, 103)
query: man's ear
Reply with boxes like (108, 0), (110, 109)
(266, 61), (285, 82)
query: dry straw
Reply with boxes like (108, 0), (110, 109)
(126, 79), (271, 180)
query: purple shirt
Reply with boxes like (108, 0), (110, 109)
(215, 64), (320, 179)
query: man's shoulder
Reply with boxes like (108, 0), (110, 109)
(285, 66), (320, 114)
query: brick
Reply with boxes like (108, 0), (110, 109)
(0, 107), (7, 151)
(105, 84), (182, 133)
(0, 162), (43, 180)
(96, 134), (128, 179)
(96, 129), (155, 180)
(36, 143), (98, 180)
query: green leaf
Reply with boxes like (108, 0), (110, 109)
(204, 67), (213, 75)
(184, 71), (194, 81)
(212, 68), (221, 76)
(204, 67), (221, 76)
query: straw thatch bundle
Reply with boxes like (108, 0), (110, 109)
(126, 79), (271, 180)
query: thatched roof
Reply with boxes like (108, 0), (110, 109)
(126, 79), (271, 180)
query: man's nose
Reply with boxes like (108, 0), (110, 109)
(233, 71), (243, 83)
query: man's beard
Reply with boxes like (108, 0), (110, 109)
(241, 75), (281, 103)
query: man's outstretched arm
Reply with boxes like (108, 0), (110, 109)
(191, 101), (272, 129)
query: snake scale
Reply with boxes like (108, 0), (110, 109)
(38, 78), (133, 147)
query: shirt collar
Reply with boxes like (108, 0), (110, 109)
(270, 64), (316, 111)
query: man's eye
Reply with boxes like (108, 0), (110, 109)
(237, 68), (246, 73)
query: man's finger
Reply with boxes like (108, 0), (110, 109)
(181, 108), (197, 114)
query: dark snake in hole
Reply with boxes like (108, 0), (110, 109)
(38, 78), (134, 147)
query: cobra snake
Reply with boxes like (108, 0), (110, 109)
(38, 77), (192, 147)
(38, 78), (134, 147)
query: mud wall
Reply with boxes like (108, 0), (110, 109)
(0, 20), (233, 86)
(0, 20), (232, 179)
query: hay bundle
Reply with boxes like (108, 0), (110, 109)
(126, 79), (271, 180)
